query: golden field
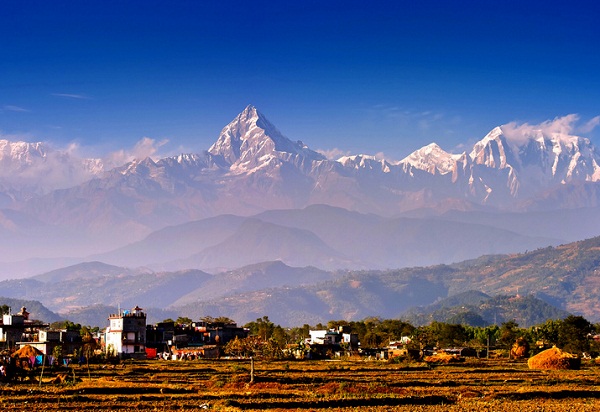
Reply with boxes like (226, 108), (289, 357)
(1, 357), (600, 411)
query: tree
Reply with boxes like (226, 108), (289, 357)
(271, 326), (288, 348)
(213, 316), (236, 325)
(49, 320), (82, 332)
(224, 335), (285, 360)
(427, 322), (468, 348)
(245, 316), (276, 341)
(0, 304), (10, 315)
(376, 319), (415, 343)
(498, 320), (520, 344)
(528, 319), (561, 350)
(52, 345), (63, 363)
(176, 316), (193, 326)
(557, 315), (593, 354)
(288, 324), (310, 343)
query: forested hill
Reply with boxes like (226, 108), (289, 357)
(174, 235), (600, 325)
(445, 235), (600, 318)
(402, 292), (571, 328)
(0, 297), (62, 323)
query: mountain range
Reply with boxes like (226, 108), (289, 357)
(1, 105), (600, 277)
(1, 234), (598, 327)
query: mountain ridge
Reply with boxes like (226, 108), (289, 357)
(1, 105), (600, 268)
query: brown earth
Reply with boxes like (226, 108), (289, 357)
(1, 357), (600, 411)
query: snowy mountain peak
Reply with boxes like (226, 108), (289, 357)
(336, 154), (391, 172)
(469, 127), (516, 169)
(401, 142), (463, 175)
(0, 139), (105, 203)
(208, 105), (324, 170)
(0, 139), (47, 166)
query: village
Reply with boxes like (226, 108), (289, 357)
(2, 304), (600, 384)
(2, 305), (600, 411)
(0, 306), (404, 367)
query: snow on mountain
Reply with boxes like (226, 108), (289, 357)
(0, 139), (104, 204)
(208, 104), (325, 174)
(466, 125), (600, 200)
(3, 105), (600, 266)
(336, 154), (392, 173)
(400, 143), (467, 180)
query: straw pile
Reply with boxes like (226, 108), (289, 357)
(424, 352), (461, 364)
(511, 337), (529, 359)
(12, 344), (43, 358)
(527, 347), (580, 370)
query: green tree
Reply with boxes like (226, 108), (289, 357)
(176, 316), (193, 326)
(409, 326), (434, 352)
(528, 319), (561, 349)
(52, 345), (63, 363)
(213, 316), (236, 325)
(288, 324), (310, 343)
(498, 320), (521, 357)
(271, 325), (289, 348)
(557, 315), (593, 354)
(427, 322), (468, 348)
(245, 316), (276, 341)
(50, 320), (82, 332)
(376, 319), (415, 343)
(0, 304), (10, 315)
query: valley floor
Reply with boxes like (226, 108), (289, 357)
(1, 357), (599, 411)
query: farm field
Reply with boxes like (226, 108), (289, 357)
(1, 358), (600, 411)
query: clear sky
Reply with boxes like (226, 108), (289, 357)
(1, 0), (599, 161)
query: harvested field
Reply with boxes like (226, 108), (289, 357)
(1, 358), (600, 411)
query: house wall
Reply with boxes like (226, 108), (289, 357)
(105, 311), (147, 359)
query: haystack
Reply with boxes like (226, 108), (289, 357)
(527, 347), (580, 370)
(511, 337), (530, 359)
(12, 344), (43, 358)
(424, 352), (462, 364)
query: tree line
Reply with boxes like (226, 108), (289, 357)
(224, 315), (599, 359)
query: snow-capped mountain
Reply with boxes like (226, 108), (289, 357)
(208, 105), (325, 174)
(0, 139), (104, 205)
(2, 105), (600, 265)
(466, 125), (600, 204)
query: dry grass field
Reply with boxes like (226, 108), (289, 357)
(1, 357), (600, 411)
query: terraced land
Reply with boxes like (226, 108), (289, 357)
(1, 358), (600, 411)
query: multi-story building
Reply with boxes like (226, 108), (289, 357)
(24, 329), (83, 356)
(105, 306), (147, 359)
(0, 307), (42, 351)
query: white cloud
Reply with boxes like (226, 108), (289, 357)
(2, 105), (30, 112)
(104, 137), (169, 168)
(578, 115), (600, 134)
(501, 114), (581, 144)
(51, 93), (91, 100)
(373, 152), (392, 161)
(316, 147), (351, 160)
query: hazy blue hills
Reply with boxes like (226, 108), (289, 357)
(170, 261), (334, 307)
(1, 234), (599, 328)
(0, 262), (213, 313)
(0, 297), (62, 323)
(172, 235), (600, 326)
(2, 106), (600, 277)
(82, 205), (561, 273)
(90, 214), (247, 268)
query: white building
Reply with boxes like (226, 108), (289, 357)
(105, 306), (147, 359)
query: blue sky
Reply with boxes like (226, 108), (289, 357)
(1, 0), (599, 161)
